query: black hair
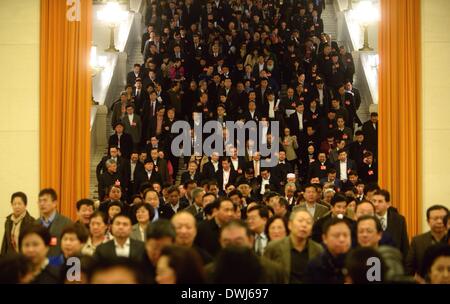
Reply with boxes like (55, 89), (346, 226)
(38, 188), (57, 201)
(146, 219), (176, 241)
(265, 216), (289, 241)
(247, 204), (270, 220)
(331, 193), (348, 207)
(19, 224), (52, 248)
(221, 220), (253, 238)
(133, 203), (155, 222)
(87, 257), (145, 284)
(76, 199), (94, 211)
(356, 215), (383, 233)
(212, 246), (262, 284)
(323, 218), (351, 235)
(160, 245), (206, 284)
(0, 254), (33, 284)
(10, 192), (28, 205)
(426, 205), (449, 221)
(373, 189), (390, 202)
(61, 223), (89, 244)
(344, 247), (386, 284)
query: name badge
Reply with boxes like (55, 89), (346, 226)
(50, 237), (57, 247)
(368, 170), (374, 175)
(320, 165), (326, 170)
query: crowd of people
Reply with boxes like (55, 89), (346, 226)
(1, 0), (449, 284)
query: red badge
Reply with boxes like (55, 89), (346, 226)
(343, 134), (348, 139)
(50, 237), (57, 247)
(347, 59), (351, 62)
(329, 124), (333, 128)
(320, 165), (326, 170)
(368, 170), (374, 176)
(345, 100), (350, 106)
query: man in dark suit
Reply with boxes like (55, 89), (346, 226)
(405, 205), (449, 278)
(311, 79), (333, 112)
(124, 152), (144, 197)
(289, 102), (308, 139)
(202, 152), (221, 181)
(122, 104), (142, 149)
(35, 188), (73, 257)
(180, 160), (202, 185)
(194, 198), (236, 257)
(344, 80), (361, 110)
(270, 151), (293, 191)
(217, 157), (238, 195)
(184, 187), (206, 222)
(362, 112), (378, 157)
(1, 192), (36, 255)
(204, 220), (289, 284)
(334, 150), (358, 183)
(349, 130), (368, 168)
(308, 152), (331, 180)
(265, 210), (323, 283)
(159, 186), (189, 220)
(127, 64), (143, 85)
(242, 99), (261, 123)
(94, 214), (145, 263)
(358, 151), (378, 184)
(109, 122), (133, 160)
(311, 194), (356, 243)
(148, 148), (170, 185)
(135, 159), (162, 193)
(133, 78), (148, 116)
(372, 190), (410, 258)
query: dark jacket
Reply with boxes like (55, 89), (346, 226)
(304, 249), (347, 284)
(194, 218), (221, 257)
(1, 212), (35, 256)
(36, 213), (73, 257)
(385, 208), (410, 258)
(108, 133), (134, 160)
(94, 238), (145, 263)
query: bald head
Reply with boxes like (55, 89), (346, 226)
(171, 212), (197, 247)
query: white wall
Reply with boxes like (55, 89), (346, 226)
(0, 0), (40, 244)
(421, 0), (450, 232)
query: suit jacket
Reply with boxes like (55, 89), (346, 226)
(217, 169), (238, 193)
(405, 231), (448, 277)
(202, 161), (221, 180)
(334, 160), (358, 181)
(358, 162), (378, 184)
(385, 208), (410, 258)
(153, 158), (170, 184)
(36, 213), (73, 257)
(180, 171), (203, 185)
(242, 110), (261, 123)
(98, 171), (125, 201)
(135, 170), (162, 192)
(108, 132), (133, 159)
(264, 236), (323, 282)
(1, 212), (35, 256)
(292, 202), (329, 222)
(130, 224), (146, 242)
(362, 120), (378, 154)
(288, 111), (308, 138)
(204, 255), (289, 284)
(94, 238), (145, 263)
(308, 160), (332, 180)
(184, 204), (205, 222)
(158, 201), (189, 220)
(122, 114), (142, 145)
(194, 218), (221, 257)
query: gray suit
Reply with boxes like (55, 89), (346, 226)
(130, 224), (146, 242)
(292, 202), (329, 222)
(122, 113), (142, 144)
(264, 236), (323, 279)
(36, 213), (73, 257)
(405, 231), (447, 276)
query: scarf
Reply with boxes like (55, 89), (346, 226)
(10, 212), (26, 252)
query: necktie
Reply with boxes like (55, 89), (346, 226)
(136, 89), (140, 96)
(255, 235), (263, 256)
(379, 217), (386, 231)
